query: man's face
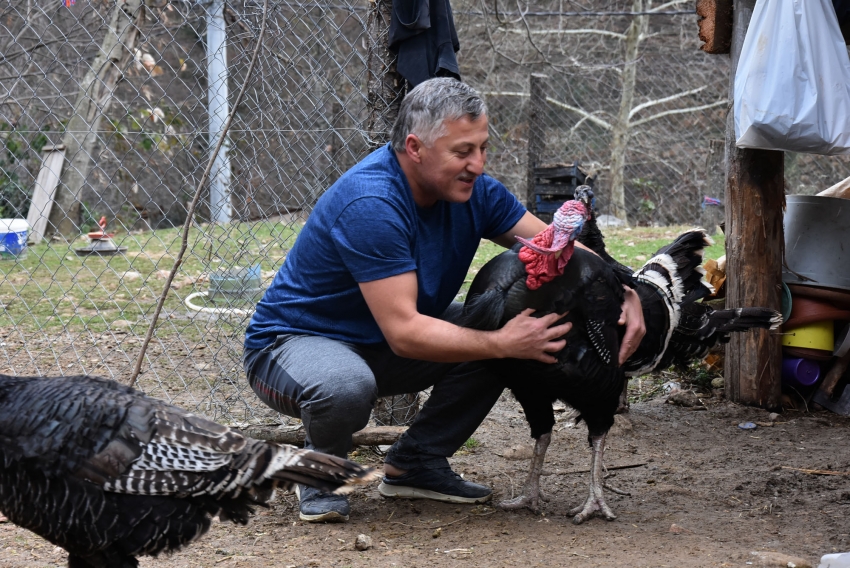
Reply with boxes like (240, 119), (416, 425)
(412, 114), (489, 205)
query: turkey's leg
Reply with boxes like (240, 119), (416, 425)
(498, 432), (552, 513)
(569, 432), (627, 524)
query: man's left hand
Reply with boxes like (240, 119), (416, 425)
(617, 286), (645, 365)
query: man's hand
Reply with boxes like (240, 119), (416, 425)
(617, 286), (645, 365)
(496, 309), (572, 364)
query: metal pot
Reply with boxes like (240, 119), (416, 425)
(783, 195), (850, 292)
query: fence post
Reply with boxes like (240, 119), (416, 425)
(365, 0), (404, 148)
(526, 73), (548, 213)
(48, 0), (144, 238)
(700, 139), (725, 235)
(206, 0), (233, 224)
(723, 0), (783, 409)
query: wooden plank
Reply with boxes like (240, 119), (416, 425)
(723, 0), (784, 409)
(26, 148), (65, 244)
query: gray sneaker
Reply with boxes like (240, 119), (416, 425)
(378, 466), (492, 504)
(295, 485), (350, 523)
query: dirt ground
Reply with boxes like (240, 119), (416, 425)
(2, 389), (848, 568)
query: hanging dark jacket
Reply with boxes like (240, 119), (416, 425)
(389, 0), (461, 87)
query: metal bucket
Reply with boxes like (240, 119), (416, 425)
(783, 195), (850, 292)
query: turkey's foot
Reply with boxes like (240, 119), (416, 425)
(498, 432), (551, 514)
(616, 380), (629, 414)
(570, 432), (624, 524)
(499, 490), (546, 513)
(569, 494), (617, 524)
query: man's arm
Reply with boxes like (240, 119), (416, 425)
(494, 210), (646, 365)
(359, 271), (572, 364)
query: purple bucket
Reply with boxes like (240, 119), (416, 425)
(781, 357), (821, 387)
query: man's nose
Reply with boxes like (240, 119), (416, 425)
(467, 149), (485, 174)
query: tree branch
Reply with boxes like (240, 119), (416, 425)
(546, 96), (613, 131)
(629, 99), (728, 127)
(628, 86), (707, 120)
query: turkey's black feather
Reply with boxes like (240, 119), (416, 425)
(460, 247), (626, 439)
(0, 374), (377, 567)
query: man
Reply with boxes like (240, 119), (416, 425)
(243, 78), (645, 522)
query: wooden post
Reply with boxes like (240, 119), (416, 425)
(365, 0), (404, 148)
(526, 74), (548, 213)
(723, 0), (784, 409)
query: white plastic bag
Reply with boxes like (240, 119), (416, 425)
(734, 0), (850, 155)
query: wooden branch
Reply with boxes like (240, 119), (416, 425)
(781, 466), (850, 476)
(244, 425), (407, 447)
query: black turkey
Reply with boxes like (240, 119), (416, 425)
(0, 374), (379, 568)
(458, 200), (780, 523)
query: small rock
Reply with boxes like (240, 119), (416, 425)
(669, 523), (693, 534)
(768, 412), (780, 422)
(432, 527), (442, 538)
(608, 414), (633, 436)
(750, 550), (812, 568)
(667, 390), (701, 407)
(499, 445), (533, 460)
(306, 559), (321, 566)
(711, 377), (725, 389)
(112, 320), (134, 328)
(354, 534), (372, 551)
(635, 254), (647, 261)
(121, 271), (142, 281)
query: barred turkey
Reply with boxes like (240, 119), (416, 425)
(457, 199), (780, 523)
(0, 374), (379, 568)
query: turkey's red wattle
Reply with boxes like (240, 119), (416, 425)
(518, 226), (574, 290)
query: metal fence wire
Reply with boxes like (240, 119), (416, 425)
(1, 0), (848, 430)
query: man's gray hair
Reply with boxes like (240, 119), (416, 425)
(390, 78), (487, 152)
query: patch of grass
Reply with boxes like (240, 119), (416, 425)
(463, 437), (480, 449)
(0, 220), (301, 340)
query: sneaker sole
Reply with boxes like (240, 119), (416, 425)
(378, 481), (492, 504)
(299, 511), (349, 523)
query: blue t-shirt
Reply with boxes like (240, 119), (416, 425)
(244, 144), (526, 349)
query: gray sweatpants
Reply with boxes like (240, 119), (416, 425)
(243, 323), (506, 471)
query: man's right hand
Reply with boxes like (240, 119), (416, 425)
(496, 308), (571, 364)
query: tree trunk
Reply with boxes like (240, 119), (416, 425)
(49, 0), (144, 238)
(365, 0), (404, 148)
(608, 0), (647, 224)
(723, 0), (784, 409)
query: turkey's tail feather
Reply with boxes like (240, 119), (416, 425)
(263, 444), (380, 494)
(700, 307), (782, 337)
(648, 228), (714, 303)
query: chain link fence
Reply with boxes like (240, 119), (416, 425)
(1, 0), (848, 429)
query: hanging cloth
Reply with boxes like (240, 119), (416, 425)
(389, 0), (461, 87)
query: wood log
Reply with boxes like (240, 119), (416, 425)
(244, 425), (407, 447)
(723, 0), (784, 410)
(817, 175), (850, 199)
(817, 349), (850, 400)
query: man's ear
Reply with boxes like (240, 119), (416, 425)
(405, 134), (424, 163)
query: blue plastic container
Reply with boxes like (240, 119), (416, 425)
(0, 219), (28, 260)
